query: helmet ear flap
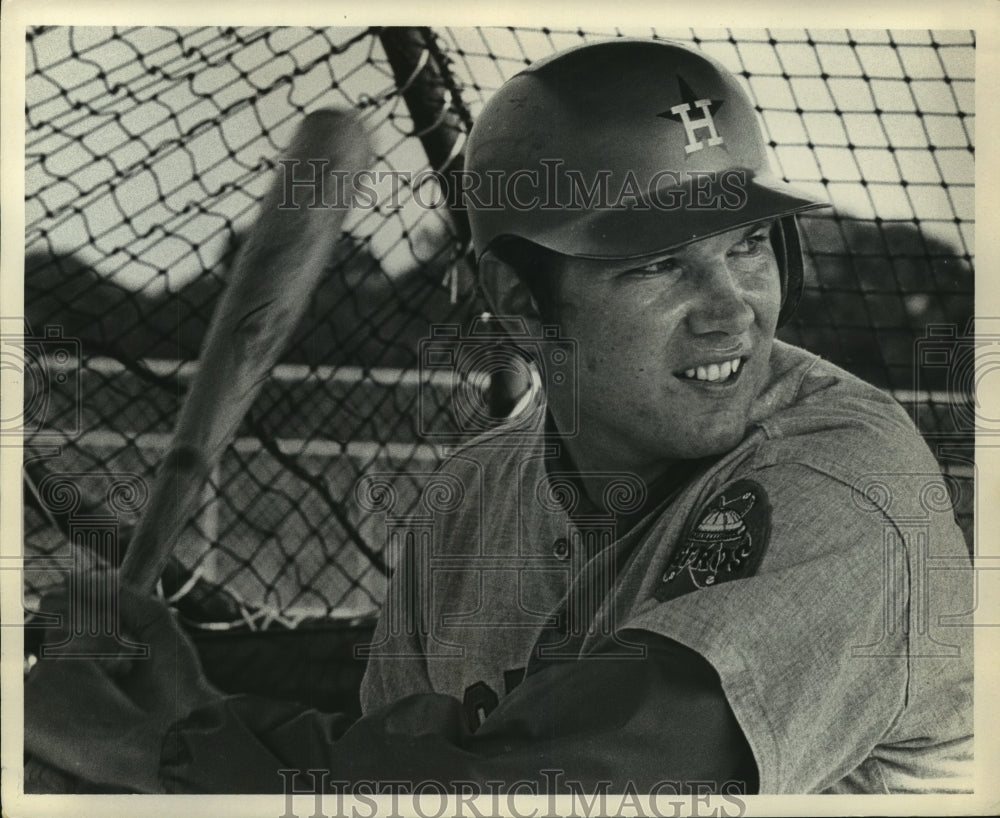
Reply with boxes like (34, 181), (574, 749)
(773, 215), (805, 328)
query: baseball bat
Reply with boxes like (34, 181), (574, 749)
(119, 108), (373, 595)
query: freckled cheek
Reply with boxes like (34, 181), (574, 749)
(581, 333), (649, 377)
(567, 295), (677, 377)
(580, 335), (613, 376)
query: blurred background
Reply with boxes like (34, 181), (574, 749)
(16, 26), (975, 712)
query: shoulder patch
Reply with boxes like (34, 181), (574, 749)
(654, 478), (771, 602)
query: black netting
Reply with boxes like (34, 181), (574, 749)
(21, 27), (974, 657)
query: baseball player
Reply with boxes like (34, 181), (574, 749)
(25, 38), (972, 795)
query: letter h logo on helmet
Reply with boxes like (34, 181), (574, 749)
(659, 76), (725, 155)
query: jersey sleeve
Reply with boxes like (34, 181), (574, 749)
(624, 459), (973, 793)
(358, 547), (435, 714)
(358, 451), (486, 714)
(158, 631), (756, 793)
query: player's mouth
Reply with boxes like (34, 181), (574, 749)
(675, 356), (747, 386)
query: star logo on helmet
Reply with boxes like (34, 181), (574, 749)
(657, 76), (726, 155)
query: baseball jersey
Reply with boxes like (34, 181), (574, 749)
(156, 341), (972, 794)
(359, 340), (973, 793)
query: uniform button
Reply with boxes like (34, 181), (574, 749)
(552, 537), (569, 560)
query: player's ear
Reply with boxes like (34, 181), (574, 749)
(478, 251), (544, 336)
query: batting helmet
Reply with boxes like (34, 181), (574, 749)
(464, 38), (829, 325)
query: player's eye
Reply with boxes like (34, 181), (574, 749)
(628, 257), (681, 276)
(729, 224), (773, 257)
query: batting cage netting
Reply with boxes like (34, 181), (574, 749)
(18, 26), (974, 708)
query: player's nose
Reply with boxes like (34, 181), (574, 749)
(685, 262), (755, 337)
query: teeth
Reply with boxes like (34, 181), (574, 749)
(683, 357), (742, 382)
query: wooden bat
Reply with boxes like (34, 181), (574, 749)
(119, 108), (373, 594)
